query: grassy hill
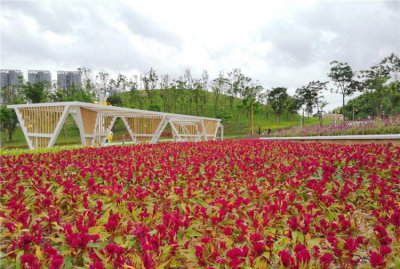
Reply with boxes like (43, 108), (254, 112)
(1, 89), (320, 148)
(113, 89), (319, 135)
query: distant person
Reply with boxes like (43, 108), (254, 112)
(106, 131), (113, 144)
(267, 128), (271, 136)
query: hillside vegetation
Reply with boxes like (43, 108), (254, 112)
(1, 90), (320, 148)
(111, 89), (318, 136)
(343, 81), (400, 119)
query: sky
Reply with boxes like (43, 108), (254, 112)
(1, 0), (399, 111)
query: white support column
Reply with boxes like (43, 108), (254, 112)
(201, 119), (207, 142)
(182, 124), (190, 135)
(169, 120), (182, 142)
(101, 116), (117, 146)
(212, 121), (220, 140)
(14, 108), (34, 149)
(194, 124), (199, 142)
(47, 106), (70, 148)
(70, 106), (86, 146)
(151, 116), (168, 144)
(92, 113), (102, 146)
(220, 123), (224, 140)
(28, 133), (53, 137)
(179, 124), (190, 142)
(195, 124), (202, 142)
(121, 117), (137, 144)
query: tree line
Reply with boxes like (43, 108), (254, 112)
(1, 53), (399, 141)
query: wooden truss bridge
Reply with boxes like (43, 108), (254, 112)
(7, 102), (223, 149)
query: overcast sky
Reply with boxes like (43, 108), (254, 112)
(1, 0), (399, 111)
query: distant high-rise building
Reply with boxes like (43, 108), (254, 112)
(0, 69), (23, 89)
(28, 70), (51, 86)
(57, 71), (82, 89)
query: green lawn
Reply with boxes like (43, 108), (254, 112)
(0, 114), (319, 150)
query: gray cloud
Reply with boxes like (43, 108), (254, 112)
(1, 0), (399, 110)
(261, 1), (399, 71)
(2, 0), (86, 34)
(117, 5), (182, 48)
(384, 0), (400, 11)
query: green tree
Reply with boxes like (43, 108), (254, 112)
(50, 84), (93, 102)
(359, 53), (400, 116)
(268, 87), (289, 122)
(183, 69), (194, 114)
(129, 87), (145, 109)
(285, 95), (302, 120)
(108, 74), (129, 96)
(20, 81), (49, 103)
(200, 70), (210, 115)
(295, 81), (327, 125)
(328, 61), (360, 120)
(107, 94), (123, 106)
(0, 84), (24, 142)
(169, 82), (179, 113)
(143, 68), (158, 107)
(215, 107), (233, 123)
(228, 68), (247, 110)
(78, 67), (95, 93)
(212, 72), (229, 114)
(193, 80), (202, 116)
(159, 74), (171, 112)
(95, 72), (111, 102)
(241, 80), (262, 134)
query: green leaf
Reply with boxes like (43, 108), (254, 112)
(50, 237), (65, 243)
(306, 238), (321, 248)
(156, 260), (170, 269)
(273, 236), (289, 252)
(15, 250), (23, 269)
(64, 256), (72, 269)
(98, 209), (110, 225)
(87, 242), (102, 248)
(191, 198), (208, 208)
(114, 236), (123, 245)
(94, 249), (106, 260)
(186, 228), (203, 238)
(168, 259), (181, 268)
(160, 245), (173, 260)
(88, 226), (102, 235)
(292, 231), (298, 245)
(292, 231), (305, 245)
(35, 245), (43, 260)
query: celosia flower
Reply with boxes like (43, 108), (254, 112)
(379, 245), (391, 256)
(370, 251), (386, 268)
(104, 213), (120, 232)
(278, 250), (294, 267)
(319, 253), (333, 268)
(0, 140), (398, 268)
(20, 254), (40, 269)
(50, 254), (64, 269)
(294, 244), (311, 264)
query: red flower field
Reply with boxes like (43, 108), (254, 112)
(1, 140), (399, 268)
